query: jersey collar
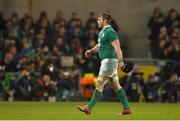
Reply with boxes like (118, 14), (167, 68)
(101, 25), (111, 32)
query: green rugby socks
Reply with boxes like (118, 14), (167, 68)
(88, 90), (102, 110)
(116, 88), (130, 109)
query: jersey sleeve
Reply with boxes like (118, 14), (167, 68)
(108, 30), (119, 43)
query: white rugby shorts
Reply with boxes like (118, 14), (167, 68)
(98, 58), (118, 77)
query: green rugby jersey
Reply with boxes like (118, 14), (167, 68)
(98, 25), (119, 60)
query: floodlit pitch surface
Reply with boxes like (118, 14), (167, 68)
(0, 102), (179, 120)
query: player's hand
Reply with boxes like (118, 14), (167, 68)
(118, 61), (125, 69)
(85, 49), (93, 58)
(120, 61), (134, 73)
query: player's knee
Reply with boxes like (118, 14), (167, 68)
(95, 76), (108, 92)
(110, 78), (122, 92)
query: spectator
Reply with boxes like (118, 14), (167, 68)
(67, 12), (83, 36)
(169, 37), (180, 60)
(19, 37), (35, 60)
(53, 11), (66, 28)
(52, 25), (69, 48)
(126, 71), (144, 102)
(155, 39), (168, 59)
(15, 68), (33, 100)
(19, 16), (34, 43)
(148, 7), (164, 41)
(85, 12), (98, 31)
(2, 52), (17, 72)
(144, 75), (160, 102)
(10, 12), (19, 39)
(0, 11), (6, 41)
(36, 74), (57, 101)
(0, 66), (6, 100)
(162, 73), (179, 102)
(0, 68), (16, 101)
(165, 9), (180, 30)
(83, 40), (100, 75)
(35, 11), (52, 45)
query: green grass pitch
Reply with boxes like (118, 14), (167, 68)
(0, 102), (179, 120)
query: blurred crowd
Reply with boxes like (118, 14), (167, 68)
(148, 7), (180, 60)
(0, 10), (120, 101)
(0, 10), (179, 102)
(121, 61), (180, 103)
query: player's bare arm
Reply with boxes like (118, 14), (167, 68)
(111, 39), (124, 68)
(85, 43), (99, 58)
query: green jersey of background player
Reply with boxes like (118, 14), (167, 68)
(76, 11), (132, 115)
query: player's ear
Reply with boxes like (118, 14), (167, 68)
(104, 19), (107, 23)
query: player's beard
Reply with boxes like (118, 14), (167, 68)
(98, 23), (103, 29)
